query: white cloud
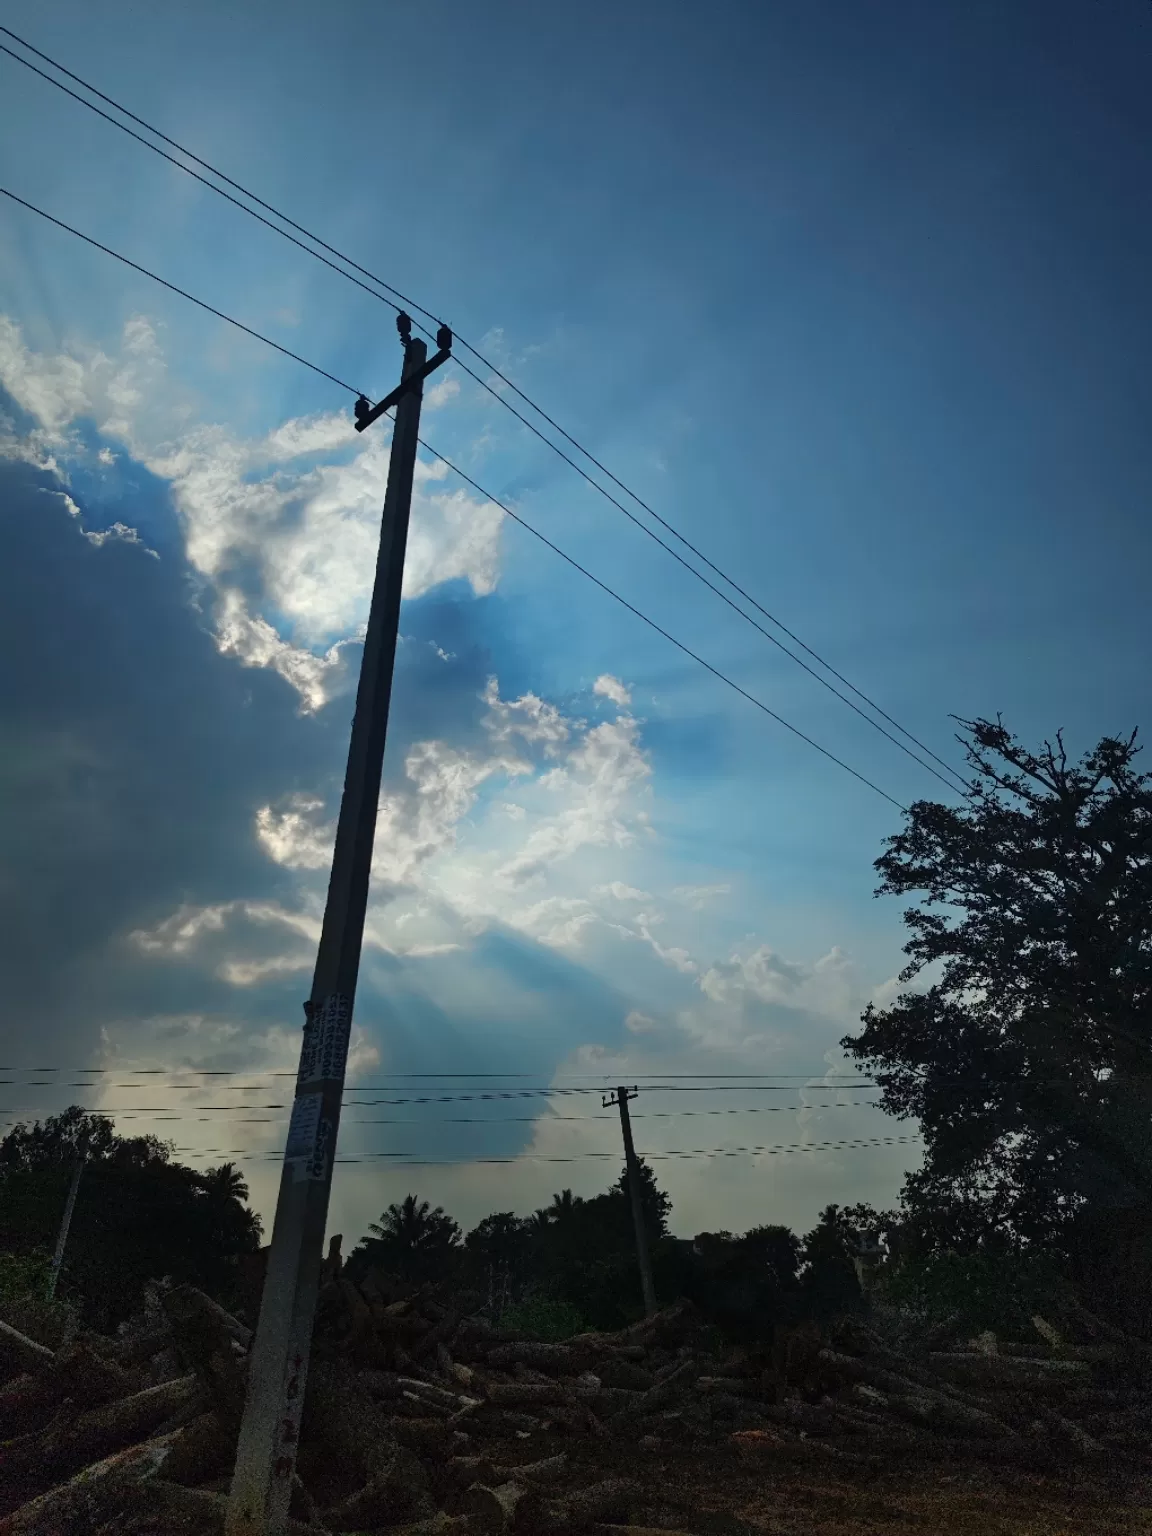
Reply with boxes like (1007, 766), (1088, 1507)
(264, 411), (356, 459)
(699, 945), (806, 1004)
(595, 881), (650, 903)
(484, 679), (570, 754)
(80, 520), (159, 558)
(673, 883), (730, 910)
(625, 1010), (657, 1034)
(425, 377), (460, 410)
(0, 315), (504, 703)
(256, 796), (334, 869)
(0, 314), (94, 435)
(214, 589), (348, 714)
(593, 674), (631, 707)
(372, 737), (531, 888)
(496, 713), (651, 887)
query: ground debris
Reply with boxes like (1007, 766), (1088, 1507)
(3, 1277), (1151, 1533)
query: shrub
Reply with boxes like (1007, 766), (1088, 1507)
(500, 1295), (588, 1341)
(881, 1248), (1072, 1337)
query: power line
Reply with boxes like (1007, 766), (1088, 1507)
(0, 1085), (879, 1116)
(0, 185), (910, 810)
(1, 1100), (887, 1132)
(0, 1066), (880, 1079)
(0, 27), (967, 796)
(0, 189), (360, 394)
(159, 1134), (922, 1167)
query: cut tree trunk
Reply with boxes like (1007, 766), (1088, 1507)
(0, 1323), (53, 1375)
(464, 1479), (530, 1533)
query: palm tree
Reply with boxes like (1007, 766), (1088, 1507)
(368, 1194), (461, 1276)
(202, 1162), (249, 1204)
(547, 1189), (581, 1223)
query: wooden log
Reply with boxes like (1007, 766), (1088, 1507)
(386, 1414), (454, 1453)
(112, 1323), (175, 1367)
(446, 1453), (495, 1485)
(464, 1479), (529, 1533)
(398, 1375), (477, 1412)
(338, 1277), (376, 1357)
(0, 1430), (182, 1535)
(133, 1480), (329, 1535)
(485, 1452), (568, 1485)
(379, 1516), (469, 1536)
(0, 1321), (53, 1374)
(400, 1389), (453, 1419)
(929, 1351), (1089, 1378)
(885, 1389), (1016, 1439)
(543, 1477), (638, 1528)
(595, 1359), (655, 1391)
(614, 1356), (697, 1419)
(484, 1380), (573, 1407)
(161, 1284), (248, 1430)
(1037, 1406), (1105, 1457)
(756, 1399), (847, 1435)
(855, 1346), (995, 1408)
(0, 1344), (136, 1440)
(0, 1373), (200, 1508)
(321, 1443), (429, 1530)
(162, 1284), (250, 1349)
(485, 1341), (577, 1374)
(542, 1400), (607, 1436)
(588, 1527), (699, 1536)
(695, 1375), (761, 1397)
(156, 1409), (237, 1488)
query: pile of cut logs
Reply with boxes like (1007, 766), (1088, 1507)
(1, 1261), (1149, 1534)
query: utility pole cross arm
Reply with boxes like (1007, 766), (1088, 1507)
(354, 319), (452, 433)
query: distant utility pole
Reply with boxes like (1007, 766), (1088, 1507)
(604, 1085), (657, 1317)
(227, 313), (452, 1536)
(46, 1156), (84, 1301)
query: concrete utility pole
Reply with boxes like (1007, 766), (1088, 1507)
(46, 1156), (84, 1301)
(604, 1085), (657, 1317)
(226, 314), (452, 1536)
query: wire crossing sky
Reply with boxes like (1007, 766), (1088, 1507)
(0, 25), (970, 797)
(0, 0), (1148, 1239)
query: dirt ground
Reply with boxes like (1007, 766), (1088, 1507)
(579, 1438), (1152, 1535)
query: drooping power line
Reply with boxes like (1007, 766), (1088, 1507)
(156, 1134), (923, 1168)
(0, 26), (969, 796)
(0, 184), (911, 811)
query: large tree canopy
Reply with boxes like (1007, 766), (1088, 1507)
(843, 720), (1152, 1251)
(0, 1107), (262, 1327)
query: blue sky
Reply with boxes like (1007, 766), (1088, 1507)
(1, 0), (1150, 1242)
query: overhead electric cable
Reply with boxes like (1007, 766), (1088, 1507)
(0, 1100), (886, 1132)
(161, 1134), (922, 1167)
(0, 27), (968, 795)
(0, 185), (911, 811)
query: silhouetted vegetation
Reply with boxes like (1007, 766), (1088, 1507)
(842, 719), (1152, 1336)
(0, 1105), (261, 1330)
(2, 725), (1149, 1356)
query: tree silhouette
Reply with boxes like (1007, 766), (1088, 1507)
(201, 1162), (249, 1204)
(546, 1189), (581, 1222)
(0, 1108), (261, 1328)
(364, 1194), (461, 1281)
(844, 719), (1152, 1252)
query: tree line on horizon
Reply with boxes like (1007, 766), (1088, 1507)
(2, 721), (1150, 1342)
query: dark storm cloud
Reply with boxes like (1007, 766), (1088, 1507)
(0, 454), (630, 1102)
(0, 460), (341, 1056)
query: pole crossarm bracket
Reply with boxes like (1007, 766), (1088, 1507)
(354, 330), (452, 434)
